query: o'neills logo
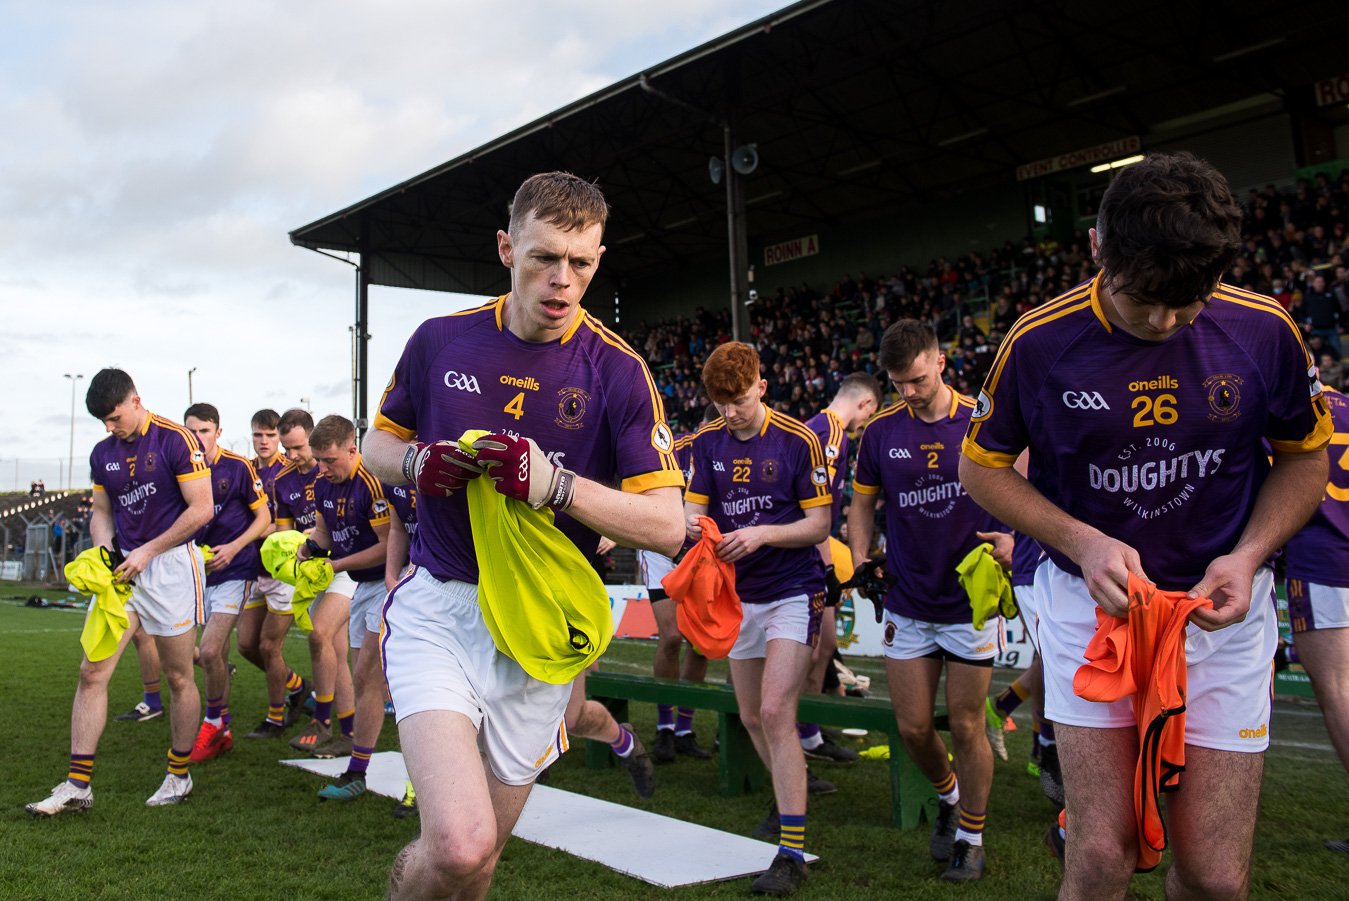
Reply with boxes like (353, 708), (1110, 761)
(1128, 375), (1179, 392)
(500, 375), (540, 391)
(1238, 724), (1267, 740)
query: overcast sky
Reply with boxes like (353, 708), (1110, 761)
(0, 0), (784, 491)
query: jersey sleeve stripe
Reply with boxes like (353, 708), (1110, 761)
(852, 481), (881, 495)
(685, 490), (711, 505)
(799, 496), (832, 509)
(584, 317), (681, 473)
(961, 437), (1018, 468)
(621, 470), (687, 494)
(373, 412), (415, 442)
(1211, 292), (1310, 344)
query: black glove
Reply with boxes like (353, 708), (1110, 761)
(825, 565), (842, 608)
(841, 557), (891, 623)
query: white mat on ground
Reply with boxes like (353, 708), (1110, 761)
(283, 752), (817, 887)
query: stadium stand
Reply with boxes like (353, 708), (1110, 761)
(631, 167), (1349, 435)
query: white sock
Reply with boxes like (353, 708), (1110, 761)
(954, 827), (984, 846)
(800, 732), (824, 751)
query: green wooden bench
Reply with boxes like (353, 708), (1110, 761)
(584, 671), (943, 829)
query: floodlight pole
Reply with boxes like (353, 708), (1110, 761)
(63, 373), (83, 490)
(188, 367), (197, 405)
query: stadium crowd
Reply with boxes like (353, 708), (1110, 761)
(635, 169), (1349, 434)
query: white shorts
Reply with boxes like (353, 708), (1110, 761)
(1287, 579), (1349, 633)
(729, 593), (824, 660)
(348, 579), (388, 649)
(205, 579), (254, 618)
(380, 569), (570, 785)
(1014, 584), (1039, 653)
(127, 543), (205, 637)
(246, 575), (294, 614)
(1035, 561), (1276, 753)
(637, 549), (676, 593)
(880, 610), (999, 663)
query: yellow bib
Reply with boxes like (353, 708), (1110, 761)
(459, 429), (613, 684)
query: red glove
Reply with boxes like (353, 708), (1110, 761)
(471, 432), (577, 510)
(406, 441), (483, 498)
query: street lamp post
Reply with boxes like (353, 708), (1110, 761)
(300, 397), (311, 413)
(188, 367), (198, 405)
(63, 373), (84, 490)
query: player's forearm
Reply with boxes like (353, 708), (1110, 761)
(237, 506), (272, 548)
(959, 457), (1099, 564)
(362, 428), (413, 485)
(385, 521), (409, 584)
(760, 507), (830, 549)
(140, 498), (214, 559)
(1231, 449), (1329, 567)
(567, 482), (683, 557)
(332, 537), (389, 574)
(90, 507), (114, 549)
(847, 493), (878, 566)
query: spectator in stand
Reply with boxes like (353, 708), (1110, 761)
(1303, 273), (1344, 359)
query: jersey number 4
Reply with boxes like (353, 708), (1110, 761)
(504, 392), (526, 421)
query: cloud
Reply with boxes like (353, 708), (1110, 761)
(0, 0), (785, 464)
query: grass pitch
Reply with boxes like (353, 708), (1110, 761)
(1, 587), (1345, 899)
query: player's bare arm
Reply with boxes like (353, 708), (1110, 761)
(959, 457), (1144, 617)
(1188, 447), (1328, 631)
(716, 503), (830, 564)
(566, 482), (683, 558)
(116, 475), (213, 582)
(206, 496), (271, 573)
(385, 514), (409, 591)
(90, 488), (115, 550)
(846, 490), (879, 570)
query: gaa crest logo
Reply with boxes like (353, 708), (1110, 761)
(1204, 373), (1243, 423)
(651, 422), (674, 454)
(554, 387), (590, 430)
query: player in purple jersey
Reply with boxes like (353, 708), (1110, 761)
(306, 415), (394, 799)
(960, 154), (1333, 898)
(27, 369), (213, 816)
(361, 172), (684, 900)
(847, 321), (1009, 882)
(181, 404), (271, 764)
(239, 407), (312, 738)
(684, 342), (831, 895)
(273, 409), (322, 534)
(1282, 386), (1349, 852)
(798, 373), (880, 767)
(292, 416), (389, 767)
(643, 404), (719, 764)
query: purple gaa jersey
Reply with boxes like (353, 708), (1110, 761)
(963, 274), (1333, 590)
(388, 483), (418, 539)
(90, 412), (209, 553)
(855, 392), (1003, 623)
(253, 454), (286, 516)
(805, 408), (850, 526)
(313, 455), (389, 583)
(685, 409), (832, 604)
(1284, 387), (1349, 587)
(196, 448), (267, 586)
(374, 298), (684, 583)
(274, 462), (321, 532)
(674, 433), (696, 485)
(1011, 532), (1043, 588)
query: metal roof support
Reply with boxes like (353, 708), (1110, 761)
(355, 220), (372, 438)
(724, 121), (750, 343)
